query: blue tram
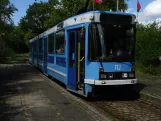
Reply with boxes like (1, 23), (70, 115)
(29, 10), (137, 97)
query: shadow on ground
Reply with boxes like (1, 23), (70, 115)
(0, 64), (40, 121)
(0, 63), (148, 120)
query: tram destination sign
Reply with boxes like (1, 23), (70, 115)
(100, 13), (133, 24)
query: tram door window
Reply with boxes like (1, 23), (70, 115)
(67, 31), (77, 89)
(69, 32), (75, 68)
(77, 28), (85, 84)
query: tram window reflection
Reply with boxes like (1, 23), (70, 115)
(48, 33), (54, 54)
(56, 30), (65, 54)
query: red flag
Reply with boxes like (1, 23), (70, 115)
(94, 0), (102, 4)
(137, 0), (141, 12)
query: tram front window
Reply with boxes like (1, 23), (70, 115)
(88, 23), (136, 62)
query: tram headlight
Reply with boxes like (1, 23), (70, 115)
(122, 73), (128, 78)
(107, 73), (113, 79)
(101, 74), (107, 79)
(129, 73), (134, 78)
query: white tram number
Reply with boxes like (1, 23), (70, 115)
(115, 65), (121, 71)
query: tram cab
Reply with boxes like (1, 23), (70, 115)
(65, 11), (137, 96)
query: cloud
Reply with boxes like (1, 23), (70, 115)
(143, 0), (161, 19)
(132, 0), (161, 24)
(125, 8), (134, 13)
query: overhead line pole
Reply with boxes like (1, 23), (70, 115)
(93, 0), (95, 20)
(117, 0), (119, 11)
(137, 0), (139, 22)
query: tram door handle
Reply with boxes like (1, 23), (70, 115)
(79, 57), (84, 62)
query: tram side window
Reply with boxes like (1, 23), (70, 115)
(56, 30), (65, 54)
(39, 38), (43, 53)
(48, 33), (54, 54)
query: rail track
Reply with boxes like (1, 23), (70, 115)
(87, 89), (161, 121)
(45, 69), (161, 121)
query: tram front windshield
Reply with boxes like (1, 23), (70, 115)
(88, 23), (136, 62)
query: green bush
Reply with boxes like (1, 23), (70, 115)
(136, 22), (161, 75)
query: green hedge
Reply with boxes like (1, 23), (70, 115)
(136, 23), (161, 75)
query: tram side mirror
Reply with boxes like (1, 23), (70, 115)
(126, 28), (134, 37)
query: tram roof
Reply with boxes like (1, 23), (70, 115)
(29, 11), (135, 43)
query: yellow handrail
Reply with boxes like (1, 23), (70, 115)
(77, 42), (82, 90)
(79, 56), (84, 62)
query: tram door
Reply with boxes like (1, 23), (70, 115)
(67, 28), (85, 90)
(67, 31), (77, 89)
(43, 37), (48, 74)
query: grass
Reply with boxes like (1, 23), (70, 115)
(11, 53), (29, 62)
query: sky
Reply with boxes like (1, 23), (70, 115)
(126, 0), (161, 24)
(11, 0), (47, 25)
(11, 0), (161, 25)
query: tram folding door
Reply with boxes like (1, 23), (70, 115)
(43, 37), (48, 74)
(67, 31), (77, 89)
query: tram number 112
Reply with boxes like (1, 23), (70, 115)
(115, 65), (121, 71)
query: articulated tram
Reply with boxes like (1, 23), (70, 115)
(29, 10), (137, 97)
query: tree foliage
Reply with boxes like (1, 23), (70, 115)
(45, 0), (127, 28)
(19, 2), (51, 34)
(9, 26), (28, 53)
(136, 23), (161, 74)
(0, 0), (17, 24)
(1, 0), (161, 75)
(0, 0), (17, 56)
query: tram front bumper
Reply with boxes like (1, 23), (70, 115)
(84, 79), (137, 85)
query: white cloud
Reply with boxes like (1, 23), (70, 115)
(137, 0), (161, 21)
(131, 0), (161, 24)
(125, 8), (134, 13)
(143, 0), (161, 18)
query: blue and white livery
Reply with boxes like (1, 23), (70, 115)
(29, 11), (137, 97)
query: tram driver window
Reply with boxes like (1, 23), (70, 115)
(56, 30), (65, 54)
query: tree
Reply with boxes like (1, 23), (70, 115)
(9, 26), (28, 53)
(0, 0), (17, 24)
(0, 0), (17, 56)
(18, 0), (128, 53)
(98, 0), (127, 11)
(44, 0), (85, 28)
(45, 0), (128, 28)
(19, 2), (51, 35)
(136, 22), (161, 75)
